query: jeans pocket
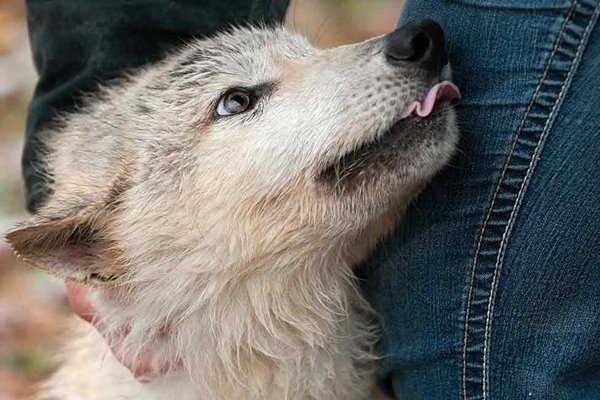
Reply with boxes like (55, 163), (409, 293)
(449, 0), (572, 9)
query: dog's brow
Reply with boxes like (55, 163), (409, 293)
(168, 53), (218, 81)
(250, 81), (278, 97)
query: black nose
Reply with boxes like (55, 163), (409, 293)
(384, 19), (448, 72)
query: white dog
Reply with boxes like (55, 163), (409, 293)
(6, 21), (459, 400)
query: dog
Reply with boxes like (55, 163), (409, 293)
(5, 21), (459, 400)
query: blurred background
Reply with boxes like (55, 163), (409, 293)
(0, 0), (403, 397)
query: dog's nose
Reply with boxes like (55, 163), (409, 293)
(384, 19), (448, 72)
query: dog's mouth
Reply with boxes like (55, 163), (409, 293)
(318, 81), (461, 187)
(398, 81), (461, 120)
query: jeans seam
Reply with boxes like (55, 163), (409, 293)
(481, 2), (600, 398)
(460, 1), (579, 399)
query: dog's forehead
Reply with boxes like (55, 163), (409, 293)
(175, 27), (314, 84)
(211, 27), (313, 58)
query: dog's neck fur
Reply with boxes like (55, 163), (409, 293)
(86, 210), (387, 400)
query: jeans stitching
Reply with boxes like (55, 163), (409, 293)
(460, 1), (579, 399)
(481, 2), (600, 397)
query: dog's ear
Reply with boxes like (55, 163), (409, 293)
(4, 205), (124, 285)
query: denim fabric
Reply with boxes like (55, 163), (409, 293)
(361, 1), (600, 399)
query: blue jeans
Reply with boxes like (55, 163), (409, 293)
(361, 0), (600, 399)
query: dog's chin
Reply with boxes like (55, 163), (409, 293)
(316, 104), (456, 190)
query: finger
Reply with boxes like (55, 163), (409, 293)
(131, 352), (154, 381)
(64, 280), (95, 323)
(107, 331), (154, 382)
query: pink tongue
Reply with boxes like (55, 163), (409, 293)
(400, 81), (461, 119)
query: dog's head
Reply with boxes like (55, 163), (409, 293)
(9, 22), (459, 276)
(5, 21), (458, 350)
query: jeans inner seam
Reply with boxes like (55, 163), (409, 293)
(483, 7), (590, 399)
(482, 3), (600, 398)
(461, 1), (579, 399)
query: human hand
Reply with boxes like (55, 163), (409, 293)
(64, 280), (156, 382)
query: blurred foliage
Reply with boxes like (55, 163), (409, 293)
(287, 0), (403, 46)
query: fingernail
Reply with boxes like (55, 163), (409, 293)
(136, 375), (152, 384)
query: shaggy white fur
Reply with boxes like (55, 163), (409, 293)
(6, 26), (457, 399)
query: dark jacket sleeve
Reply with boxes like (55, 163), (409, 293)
(23, 0), (289, 212)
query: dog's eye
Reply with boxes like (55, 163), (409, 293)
(216, 90), (253, 116)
